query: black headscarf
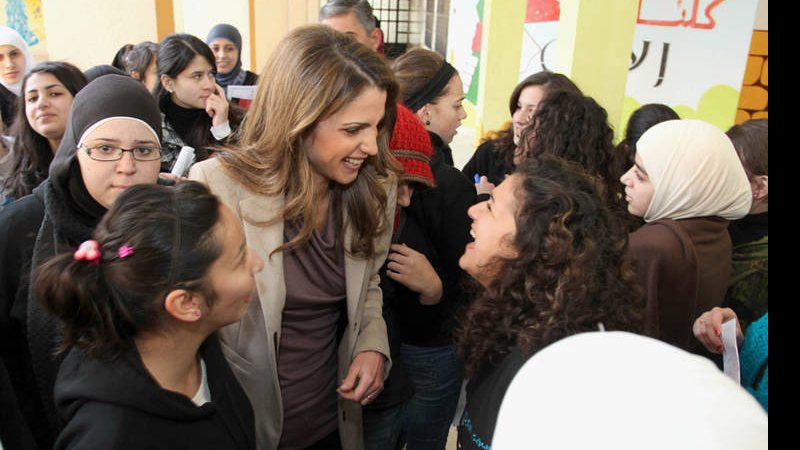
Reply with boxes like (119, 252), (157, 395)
(28, 74), (162, 440)
(48, 74), (162, 229)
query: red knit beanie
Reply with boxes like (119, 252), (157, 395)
(389, 103), (436, 189)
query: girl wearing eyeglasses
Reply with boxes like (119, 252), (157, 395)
(0, 74), (163, 450)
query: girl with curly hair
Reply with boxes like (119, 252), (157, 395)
(462, 70), (580, 197)
(456, 156), (643, 450)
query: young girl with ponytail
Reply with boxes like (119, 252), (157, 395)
(35, 181), (263, 449)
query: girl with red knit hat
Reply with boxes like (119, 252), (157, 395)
(363, 103), (474, 450)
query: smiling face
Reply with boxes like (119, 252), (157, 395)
(204, 204), (264, 328)
(619, 153), (655, 218)
(304, 85), (387, 187)
(24, 72), (75, 148)
(421, 74), (467, 145)
(161, 55), (216, 109)
(512, 85), (545, 146)
(76, 118), (162, 209)
(209, 37), (239, 75)
(0, 44), (25, 85)
(459, 174), (520, 286)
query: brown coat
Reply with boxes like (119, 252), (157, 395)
(628, 217), (731, 350)
(189, 158), (393, 450)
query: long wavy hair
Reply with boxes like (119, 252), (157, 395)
(456, 156), (643, 377)
(489, 71), (581, 168)
(217, 25), (399, 257)
(521, 90), (636, 232)
(2, 61), (87, 199)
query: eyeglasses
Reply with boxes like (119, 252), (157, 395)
(80, 145), (162, 161)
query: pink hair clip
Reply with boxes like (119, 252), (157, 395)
(74, 240), (101, 266)
(118, 245), (135, 259)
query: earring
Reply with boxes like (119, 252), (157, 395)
(752, 192), (759, 200)
(425, 119), (431, 126)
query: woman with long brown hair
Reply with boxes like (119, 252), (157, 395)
(190, 25), (398, 450)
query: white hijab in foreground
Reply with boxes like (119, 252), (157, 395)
(493, 331), (767, 450)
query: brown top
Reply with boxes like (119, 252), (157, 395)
(628, 217), (732, 351)
(278, 200), (346, 449)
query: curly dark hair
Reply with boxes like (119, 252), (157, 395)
(456, 156), (643, 377)
(521, 90), (637, 232)
(489, 71), (582, 169)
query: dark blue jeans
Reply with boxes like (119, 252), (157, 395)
(399, 344), (463, 450)
(363, 401), (407, 450)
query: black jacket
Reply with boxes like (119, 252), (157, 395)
(457, 348), (527, 450)
(461, 138), (515, 189)
(0, 83), (16, 129)
(400, 132), (477, 346)
(0, 186), (53, 449)
(54, 336), (255, 450)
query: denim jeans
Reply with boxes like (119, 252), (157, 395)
(399, 344), (464, 450)
(363, 401), (407, 450)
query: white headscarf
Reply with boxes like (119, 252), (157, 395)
(493, 332), (768, 450)
(637, 119), (751, 222)
(0, 25), (36, 95)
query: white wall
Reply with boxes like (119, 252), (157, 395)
(40, 0), (158, 70)
(175, 0), (252, 71)
(754, 0), (768, 30)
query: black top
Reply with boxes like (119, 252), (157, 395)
(429, 131), (455, 167)
(728, 212), (768, 247)
(0, 358), (36, 450)
(363, 211), (417, 411)
(0, 187), (53, 449)
(401, 134), (477, 346)
(54, 336), (255, 450)
(458, 348), (527, 450)
(461, 138), (515, 188)
(0, 75), (164, 450)
(0, 83), (16, 129)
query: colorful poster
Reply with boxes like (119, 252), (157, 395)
(519, 0), (560, 78)
(517, 0), (759, 130)
(623, 0), (759, 129)
(447, 0), (483, 105)
(1, 0), (48, 60)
